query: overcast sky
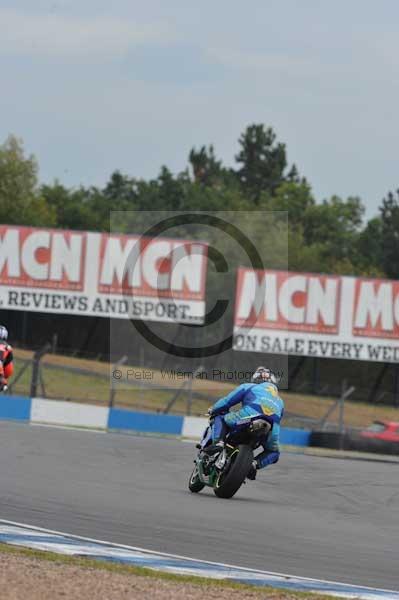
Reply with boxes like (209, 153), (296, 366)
(1, 1), (398, 218)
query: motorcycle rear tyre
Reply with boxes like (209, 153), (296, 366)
(214, 444), (253, 499)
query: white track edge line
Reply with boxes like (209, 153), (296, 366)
(0, 518), (397, 595)
(30, 423), (106, 433)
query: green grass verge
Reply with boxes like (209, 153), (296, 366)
(0, 542), (334, 600)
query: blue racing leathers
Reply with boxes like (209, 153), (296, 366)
(209, 382), (284, 470)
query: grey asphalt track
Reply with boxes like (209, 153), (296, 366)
(0, 421), (398, 590)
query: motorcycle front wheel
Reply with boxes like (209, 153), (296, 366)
(214, 444), (253, 499)
(188, 464), (205, 493)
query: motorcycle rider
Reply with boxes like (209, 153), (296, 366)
(204, 366), (284, 480)
(0, 326), (14, 392)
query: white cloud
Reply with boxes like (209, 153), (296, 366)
(0, 9), (175, 58)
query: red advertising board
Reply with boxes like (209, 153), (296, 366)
(352, 278), (399, 339)
(0, 226), (208, 323)
(234, 268), (399, 363)
(235, 269), (341, 334)
(0, 226), (86, 291)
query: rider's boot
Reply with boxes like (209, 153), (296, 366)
(202, 415), (226, 454)
(246, 460), (257, 480)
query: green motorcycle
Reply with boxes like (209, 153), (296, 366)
(188, 416), (271, 499)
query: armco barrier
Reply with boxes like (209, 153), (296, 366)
(280, 427), (310, 446)
(0, 396), (311, 447)
(182, 416), (208, 439)
(31, 398), (109, 429)
(0, 396), (31, 422)
(108, 408), (184, 435)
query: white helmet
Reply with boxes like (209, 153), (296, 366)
(0, 326), (8, 341)
(252, 366), (277, 386)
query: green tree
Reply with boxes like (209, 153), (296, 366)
(41, 183), (95, 230)
(303, 196), (364, 263)
(0, 135), (54, 225)
(1, 130), (385, 284)
(263, 181), (315, 224)
(189, 145), (221, 185)
(102, 171), (138, 209)
(380, 190), (399, 278)
(287, 227), (326, 272)
(235, 124), (288, 201)
(355, 217), (385, 276)
(286, 163), (302, 183)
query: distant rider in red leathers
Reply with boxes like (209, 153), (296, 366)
(0, 326), (14, 392)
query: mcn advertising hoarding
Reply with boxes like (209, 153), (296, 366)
(0, 226), (208, 323)
(234, 268), (399, 363)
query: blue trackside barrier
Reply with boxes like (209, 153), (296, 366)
(280, 427), (311, 447)
(0, 397), (312, 448)
(108, 408), (184, 435)
(0, 396), (32, 422)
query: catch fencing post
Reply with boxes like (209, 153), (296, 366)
(109, 355), (128, 409)
(163, 380), (189, 414)
(30, 343), (51, 398)
(8, 360), (31, 395)
(319, 380), (355, 439)
(186, 367), (204, 416)
(339, 380), (355, 450)
(164, 366), (204, 415)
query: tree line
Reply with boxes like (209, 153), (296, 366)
(1, 125), (398, 279)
